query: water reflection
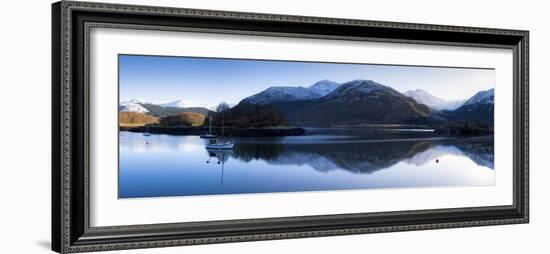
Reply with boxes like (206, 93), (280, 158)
(229, 138), (493, 174)
(119, 130), (494, 198)
(206, 149), (232, 185)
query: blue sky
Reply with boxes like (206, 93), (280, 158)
(119, 54), (495, 106)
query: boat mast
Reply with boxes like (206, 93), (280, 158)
(221, 113), (224, 142)
(209, 113), (212, 135)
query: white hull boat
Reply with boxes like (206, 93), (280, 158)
(205, 111), (234, 150)
(206, 140), (234, 150)
(200, 134), (217, 139)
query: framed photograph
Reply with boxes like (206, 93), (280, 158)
(52, 1), (529, 253)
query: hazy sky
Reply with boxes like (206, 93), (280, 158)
(119, 55), (495, 106)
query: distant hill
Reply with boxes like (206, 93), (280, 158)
(444, 89), (494, 125)
(140, 103), (211, 117)
(404, 89), (465, 110)
(119, 99), (212, 118)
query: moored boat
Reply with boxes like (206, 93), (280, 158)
(204, 111), (233, 149)
(143, 126), (152, 136)
(200, 114), (217, 139)
(206, 139), (234, 149)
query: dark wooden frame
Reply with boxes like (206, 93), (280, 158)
(52, 1), (529, 253)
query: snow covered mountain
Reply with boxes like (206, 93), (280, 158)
(119, 100), (149, 113)
(323, 79), (402, 100)
(448, 88), (494, 125)
(462, 88), (494, 106)
(243, 86), (321, 104)
(308, 80), (340, 96)
(283, 79), (434, 125)
(119, 99), (215, 116)
(241, 80), (340, 105)
(404, 89), (465, 110)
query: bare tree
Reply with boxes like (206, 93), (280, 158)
(216, 102), (230, 113)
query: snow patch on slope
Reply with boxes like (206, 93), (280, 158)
(463, 89), (494, 106)
(119, 102), (149, 113)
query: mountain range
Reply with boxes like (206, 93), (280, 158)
(282, 80), (434, 126)
(120, 79), (494, 127)
(119, 99), (212, 117)
(234, 79), (493, 126)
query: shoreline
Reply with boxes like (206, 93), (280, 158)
(120, 126), (306, 137)
(120, 124), (493, 138)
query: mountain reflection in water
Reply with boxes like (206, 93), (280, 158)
(119, 129), (494, 198)
(230, 138), (493, 174)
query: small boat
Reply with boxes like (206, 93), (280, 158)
(200, 115), (217, 139)
(206, 139), (234, 149)
(204, 113), (233, 150)
(143, 126), (152, 136)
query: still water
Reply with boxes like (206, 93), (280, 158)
(119, 129), (494, 198)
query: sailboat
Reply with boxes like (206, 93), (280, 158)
(143, 125), (152, 136)
(206, 139), (234, 149)
(200, 114), (217, 139)
(205, 112), (234, 150)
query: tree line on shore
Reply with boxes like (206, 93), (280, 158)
(119, 102), (288, 129)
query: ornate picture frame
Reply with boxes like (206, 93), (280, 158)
(52, 1), (529, 253)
